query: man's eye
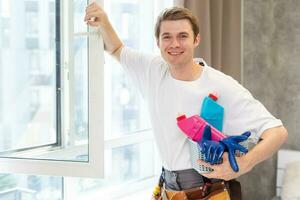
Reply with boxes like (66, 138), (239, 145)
(163, 36), (171, 39)
(180, 35), (188, 38)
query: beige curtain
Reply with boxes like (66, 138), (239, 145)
(176, 0), (242, 81)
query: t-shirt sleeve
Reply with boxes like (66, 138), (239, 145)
(120, 46), (157, 98)
(222, 84), (283, 141)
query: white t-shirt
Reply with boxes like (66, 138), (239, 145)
(120, 47), (283, 171)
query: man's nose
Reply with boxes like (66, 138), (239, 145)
(170, 38), (180, 47)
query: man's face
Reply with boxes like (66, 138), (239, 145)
(157, 19), (200, 68)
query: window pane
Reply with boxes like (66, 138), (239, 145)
(74, 0), (88, 33)
(65, 140), (155, 199)
(73, 36), (88, 142)
(104, 0), (152, 139)
(0, 173), (63, 200)
(0, 1), (56, 153)
(107, 141), (154, 182)
(69, 36), (89, 161)
(32, 35), (89, 162)
(0, 0), (91, 162)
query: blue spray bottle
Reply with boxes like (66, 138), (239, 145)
(200, 93), (224, 131)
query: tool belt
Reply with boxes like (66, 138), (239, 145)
(152, 168), (242, 200)
(162, 181), (229, 200)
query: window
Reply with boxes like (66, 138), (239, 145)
(0, 0), (104, 177)
(0, 0), (172, 199)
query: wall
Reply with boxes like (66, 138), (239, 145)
(238, 0), (300, 199)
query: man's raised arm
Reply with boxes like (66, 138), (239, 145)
(84, 2), (124, 61)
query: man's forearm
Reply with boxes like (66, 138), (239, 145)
(244, 126), (288, 171)
(100, 20), (124, 60)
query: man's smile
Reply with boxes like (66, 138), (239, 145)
(167, 51), (184, 56)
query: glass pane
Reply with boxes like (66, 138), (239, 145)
(104, 0), (153, 139)
(0, 1), (56, 153)
(0, 0), (89, 162)
(74, 0), (88, 33)
(0, 173), (63, 200)
(65, 140), (155, 200)
(71, 36), (88, 161)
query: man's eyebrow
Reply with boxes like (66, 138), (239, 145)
(161, 32), (189, 36)
(161, 32), (171, 36)
(178, 32), (189, 35)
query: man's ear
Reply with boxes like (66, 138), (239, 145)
(194, 34), (200, 47)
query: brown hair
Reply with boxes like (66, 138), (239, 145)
(155, 7), (199, 41)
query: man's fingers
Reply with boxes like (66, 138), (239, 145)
(86, 21), (100, 27)
(85, 2), (105, 23)
(84, 11), (100, 21)
(85, 5), (98, 13)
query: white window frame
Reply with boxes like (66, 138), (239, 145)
(0, 0), (105, 178)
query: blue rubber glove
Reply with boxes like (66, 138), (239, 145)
(197, 125), (225, 165)
(220, 131), (251, 172)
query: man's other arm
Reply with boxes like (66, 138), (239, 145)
(198, 126), (288, 180)
(244, 125), (288, 171)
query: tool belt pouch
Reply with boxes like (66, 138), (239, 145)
(162, 181), (231, 200)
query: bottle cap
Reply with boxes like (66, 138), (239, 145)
(176, 115), (186, 121)
(209, 93), (218, 101)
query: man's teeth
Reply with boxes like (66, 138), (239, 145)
(169, 52), (182, 55)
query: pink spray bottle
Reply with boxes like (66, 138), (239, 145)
(176, 114), (225, 142)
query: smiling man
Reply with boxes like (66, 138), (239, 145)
(85, 4), (288, 200)
(155, 14), (201, 82)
